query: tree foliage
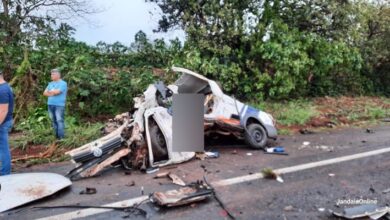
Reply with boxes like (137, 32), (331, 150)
(0, 0), (389, 124)
(148, 0), (390, 98)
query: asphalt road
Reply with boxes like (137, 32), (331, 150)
(2, 125), (390, 220)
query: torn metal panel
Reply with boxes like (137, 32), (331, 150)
(151, 185), (213, 207)
(0, 173), (72, 213)
(204, 116), (244, 138)
(132, 84), (159, 132)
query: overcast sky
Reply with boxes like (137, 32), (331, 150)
(72, 0), (184, 45)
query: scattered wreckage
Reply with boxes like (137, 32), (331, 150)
(66, 67), (277, 180)
(332, 204), (390, 220)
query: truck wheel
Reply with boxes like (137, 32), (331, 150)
(149, 124), (168, 161)
(244, 123), (267, 149)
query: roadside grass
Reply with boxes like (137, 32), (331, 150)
(10, 117), (103, 151)
(367, 106), (387, 119)
(253, 97), (389, 133)
(329, 97), (390, 123)
(254, 99), (319, 126)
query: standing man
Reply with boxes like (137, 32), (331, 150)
(43, 69), (67, 140)
(0, 70), (14, 176)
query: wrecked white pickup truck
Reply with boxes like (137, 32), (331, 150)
(66, 67), (277, 180)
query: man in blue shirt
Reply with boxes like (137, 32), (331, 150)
(43, 69), (67, 140)
(0, 70), (14, 175)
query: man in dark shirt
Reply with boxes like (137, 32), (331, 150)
(0, 70), (14, 175)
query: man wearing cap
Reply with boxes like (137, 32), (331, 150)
(43, 69), (68, 140)
(0, 70), (14, 175)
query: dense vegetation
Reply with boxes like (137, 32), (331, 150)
(0, 0), (389, 149)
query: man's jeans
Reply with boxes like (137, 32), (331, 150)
(0, 120), (13, 175)
(48, 105), (65, 139)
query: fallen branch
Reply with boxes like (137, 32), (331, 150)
(12, 143), (58, 162)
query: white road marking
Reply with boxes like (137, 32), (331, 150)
(213, 146), (390, 186)
(38, 147), (390, 220)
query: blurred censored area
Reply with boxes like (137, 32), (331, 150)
(172, 94), (205, 152)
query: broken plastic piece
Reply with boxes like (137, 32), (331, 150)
(266, 147), (284, 153)
(168, 173), (186, 186)
(276, 176), (284, 183)
(205, 152), (219, 158)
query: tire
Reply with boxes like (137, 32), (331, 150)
(244, 123), (267, 149)
(149, 124), (168, 161)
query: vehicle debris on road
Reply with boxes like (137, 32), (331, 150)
(382, 188), (390, 194)
(0, 173), (72, 213)
(150, 181), (213, 207)
(168, 173), (186, 186)
(317, 207), (325, 212)
(299, 142), (334, 152)
(79, 187), (97, 195)
(154, 171), (171, 179)
(64, 67), (278, 180)
(332, 204), (390, 220)
(299, 128), (315, 135)
(205, 151), (220, 158)
(264, 146), (288, 155)
(125, 181), (135, 187)
(195, 151), (220, 160)
(34, 204), (147, 218)
(261, 168), (284, 183)
(284, 205), (294, 211)
(265, 147), (285, 153)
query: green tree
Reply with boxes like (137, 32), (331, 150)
(0, 0), (97, 79)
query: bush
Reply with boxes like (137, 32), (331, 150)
(12, 108), (103, 150)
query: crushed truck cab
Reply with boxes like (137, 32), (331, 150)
(66, 67), (277, 180)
